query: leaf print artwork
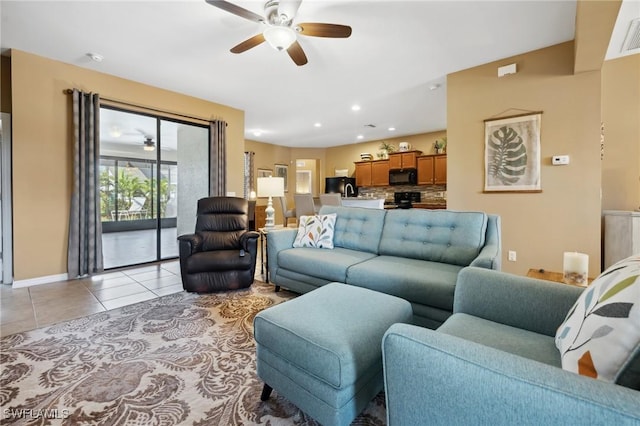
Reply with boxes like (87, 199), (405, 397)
(487, 126), (527, 185)
(484, 112), (541, 192)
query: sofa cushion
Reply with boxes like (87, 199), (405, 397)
(438, 313), (561, 367)
(346, 256), (462, 311)
(555, 255), (640, 389)
(277, 246), (377, 283)
(318, 206), (386, 254)
(379, 209), (488, 266)
(292, 213), (336, 249)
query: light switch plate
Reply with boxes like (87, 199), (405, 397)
(552, 155), (570, 165)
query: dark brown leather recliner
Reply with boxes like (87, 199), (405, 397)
(178, 197), (260, 293)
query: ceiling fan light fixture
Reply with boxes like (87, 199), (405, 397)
(143, 139), (156, 151)
(263, 26), (296, 51)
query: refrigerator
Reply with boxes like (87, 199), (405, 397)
(325, 177), (357, 197)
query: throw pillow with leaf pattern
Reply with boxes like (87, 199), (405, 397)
(555, 255), (640, 387)
(292, 213), (337, 249)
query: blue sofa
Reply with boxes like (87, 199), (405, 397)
(267, 206), (501, 328)
(382, 267), (640, 425)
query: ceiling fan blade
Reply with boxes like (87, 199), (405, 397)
(278, 0), (303, 22)
(205, 0), (264, 23)
(230, 33), (266, 53)
(287, 41), (308, 66)
(297, 23), (352, 38)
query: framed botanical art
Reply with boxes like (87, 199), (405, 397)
(484, 112), (542, 193)
(275, 164), (288, 192)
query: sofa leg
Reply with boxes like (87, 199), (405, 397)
(260, 383), (273, 401)
(275, 285), (280, 292)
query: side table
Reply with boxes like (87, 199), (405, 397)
(259, 226), (284, 291)
(527, 268), (593, 287)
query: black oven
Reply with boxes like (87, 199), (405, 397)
(389, 168), (417, 185)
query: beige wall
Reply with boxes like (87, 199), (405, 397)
(601, 54), (640, 211)
(10, 50), (245, 280)
(448, 41), (603, 277)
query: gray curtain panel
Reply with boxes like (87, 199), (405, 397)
(67, 89), (104, 278)
(209, 120), (227, 196)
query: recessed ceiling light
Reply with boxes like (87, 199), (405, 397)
(253, 130), (262, 137)
(429, 83), (441, 91)
(314, 122), (322, 128)
(388, 127), (396, 131)
(351, 105), (361, 111)
(87, 52), (104, 62)
(357, 135), (364, 139)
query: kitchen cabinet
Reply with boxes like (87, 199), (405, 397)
(388, 151), (422, 170)
(417, 154), (447, 185)
(355, 160), (389, 186)
(434, 155), (447, 184)
(355, 161), (372, 186)
(371, 161), (389, 186)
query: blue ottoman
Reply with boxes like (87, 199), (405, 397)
(254, 282), (412, 426)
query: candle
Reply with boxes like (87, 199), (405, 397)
(563, 252), (589, 286)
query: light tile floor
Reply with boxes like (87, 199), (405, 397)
(0, 259), (269, 338)
(0, 261), (184, 337)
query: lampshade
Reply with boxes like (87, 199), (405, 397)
(257, 177), (285, 198)
(263, 26), (296, 51)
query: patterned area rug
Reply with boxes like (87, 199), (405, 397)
(0, 282), (386, 425)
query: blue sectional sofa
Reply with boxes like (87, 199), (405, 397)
(267, 206), (501, 328)
(382, 267), (640, 425)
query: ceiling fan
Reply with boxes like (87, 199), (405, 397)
(205, 0), (352, 66)
(135, 128), (156, 151)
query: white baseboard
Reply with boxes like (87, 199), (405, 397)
(12, 273), (70, 289)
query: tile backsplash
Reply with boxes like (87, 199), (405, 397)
(358, 185), (447, 203)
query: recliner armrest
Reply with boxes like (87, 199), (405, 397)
(240, 231), (260, 251)
(178, 233), (202, 255)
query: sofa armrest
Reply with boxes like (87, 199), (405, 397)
(266, 228), (297, 280)
(454, 267), (584, 336)
(382, 323), (640, 426)
(469, 214), (501, 270)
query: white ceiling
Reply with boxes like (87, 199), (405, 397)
(1, 0), (637, 148)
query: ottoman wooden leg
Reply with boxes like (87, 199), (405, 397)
(260, 383), (273, 401)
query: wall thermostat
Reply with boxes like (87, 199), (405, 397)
(552, 155), (570, 165)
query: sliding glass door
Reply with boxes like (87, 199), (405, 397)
(99, 107), (209, 269)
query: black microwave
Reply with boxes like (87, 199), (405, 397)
(389, 168), (417, 185)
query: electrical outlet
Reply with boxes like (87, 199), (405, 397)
(508, 250), (517, 262)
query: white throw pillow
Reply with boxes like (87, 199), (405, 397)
(292, 213), (337, 249)
(555, 255), (640, 384)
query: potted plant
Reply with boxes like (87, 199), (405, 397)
(434, 137), (447, 154)
(379, 141), (396, 159)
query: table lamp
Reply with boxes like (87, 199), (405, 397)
(257, 176), (284, 229)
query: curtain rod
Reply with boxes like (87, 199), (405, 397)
(63, 89), (226, 125)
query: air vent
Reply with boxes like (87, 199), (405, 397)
(364, 124), (376, 128)
(622, 18), (640, 53)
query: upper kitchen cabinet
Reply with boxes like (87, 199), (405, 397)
(417, 154), (447, 185)
(371, 160), (389, 186)
(355, 161), (372, 186)
(434, 155), (447, 184)
(388, 151), (422, 170)
(355, 160), (389, 186)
